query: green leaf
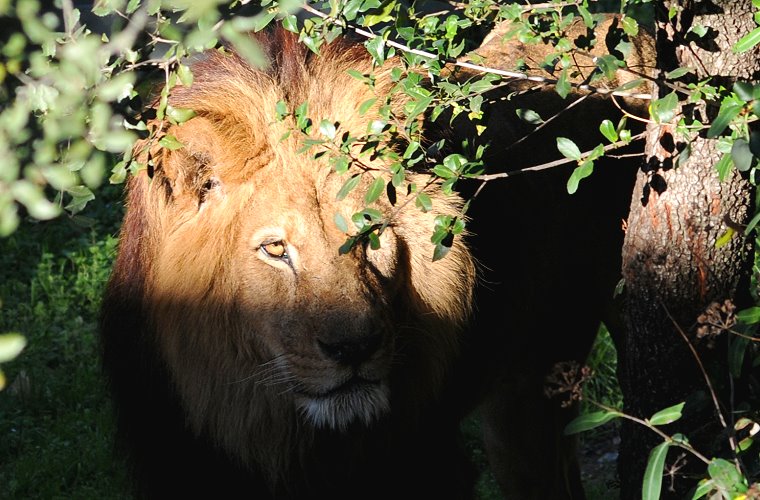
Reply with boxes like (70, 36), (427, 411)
(359, 97), (377, 115)
(714, 153), (733, 182)
(600, 120), (618, 143)
(688, 24), (708, 38)
(334, 212), (348, 233)
(737, 307), (760, 324)
(0, 333), (26, 363)
(691, 479), (715, 499)
(621, 16), (639, 36)
(159, 134), (184, 151)
(282, 14), (298, 33)
(415, 192), (432, 212)
(732, 138), (754, 172)
(596, 54), (621, 81)
(367, 230), (381, 250)
(557, 137), (582, 161)
(336, 173), (361, 200)
(716, 227), (735, 249)
(331, 155), (350, 174)
(734, 26), (760, 53)
(319, 120), (336, 140)
(364, 0), (396, 26)
(275, 100), (288, 120)
(708, 458), (747, 493)
(567, 160), (594, 195)
(707, 102), (743, 138)
(433, 240), (451, 261)
(64, 185), (95, 215)
(365, 176), (385, 204)
(642, 441), (670, 500)
(734, 82), (755, 101)
(516, 108), (544, 125)
(728, 334), (749, 379)
(649, 402), (685, 426)
(365, 36), (386, 64)
(564, 410), (620, 435)
(650, 91), (679, 124)
(177, 64), (194, 87)
(665, 67), (693, 80)
(556, 68), (570, 99)
(166, 106), (197, 124)
(12, 181), (60, 220)
(221, 24), (266, 67)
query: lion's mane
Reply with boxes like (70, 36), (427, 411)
(100, 28), (477, 499)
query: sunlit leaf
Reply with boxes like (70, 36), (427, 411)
(319, 119), (336, 140)
(365, 175), (385, 204)
(556, 68), (570, 99)
(336, 173), (361, 200)
(714, 153), (733, 182)
(167, 106), (197, 124)
(665, 67), (693, 79)
(600, 120), (618, 143)
(734, 26), (760, 53)
(567, 160), (594, 195)
(159, 134), (185, 151)
(557, 137), (582, 161)
(415, 191), (432, 212)
(334, 212), (348, 233)
(0, 333), (26, 363)
(707, 102), (743, 138)
(649, 92), (679, 124)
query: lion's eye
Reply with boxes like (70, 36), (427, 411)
(261, 241), (288, 260)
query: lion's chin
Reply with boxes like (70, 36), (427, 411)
(296, 380), (390, 431)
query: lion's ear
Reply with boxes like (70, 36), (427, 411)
(134, 118), (225, 209)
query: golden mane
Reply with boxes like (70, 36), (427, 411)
(101, 27), (478, 499)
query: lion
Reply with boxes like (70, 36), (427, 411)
(100, 17), (654, 500)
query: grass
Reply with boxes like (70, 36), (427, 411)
(0, 185), (131, 499)
(0, 185), (623, 499)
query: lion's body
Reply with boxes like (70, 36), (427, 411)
(101, 19), (654, 500)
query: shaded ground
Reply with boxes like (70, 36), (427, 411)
(580, 423), (621, 499)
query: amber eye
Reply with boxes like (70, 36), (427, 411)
(261, 241), (288, 260)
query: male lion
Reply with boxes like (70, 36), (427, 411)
(100, 18), (653, 500)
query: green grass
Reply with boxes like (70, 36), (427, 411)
(0, 185), (130, 499)
(0, 185), (622, 499)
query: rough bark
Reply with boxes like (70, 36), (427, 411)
(618, 1), (760, 497)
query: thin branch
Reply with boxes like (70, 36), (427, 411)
(471, 130), (647, 182)
(589, 399), (711, 464)
(300, 3), (652, 100)
(507, 93), (591, 150)
(661, 301), (743, 471)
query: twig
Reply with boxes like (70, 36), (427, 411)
(471, 130), (647, 182)
(661, 301), (744, 474)
(300, 3), (652, 101)
(589, 399), (711, 464)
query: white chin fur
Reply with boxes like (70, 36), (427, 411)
(297, 383), (390, 431)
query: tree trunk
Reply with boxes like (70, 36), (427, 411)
(618, 1), (759, 497)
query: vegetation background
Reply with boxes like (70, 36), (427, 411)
(2, 0), (760, 499)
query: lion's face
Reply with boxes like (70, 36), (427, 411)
(146, 129), (402, 429)
(126, 33), (475, 445)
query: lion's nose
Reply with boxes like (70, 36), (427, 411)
(317, 333), (382, 365)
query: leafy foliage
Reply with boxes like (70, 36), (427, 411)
(4, 0), (760, 498)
